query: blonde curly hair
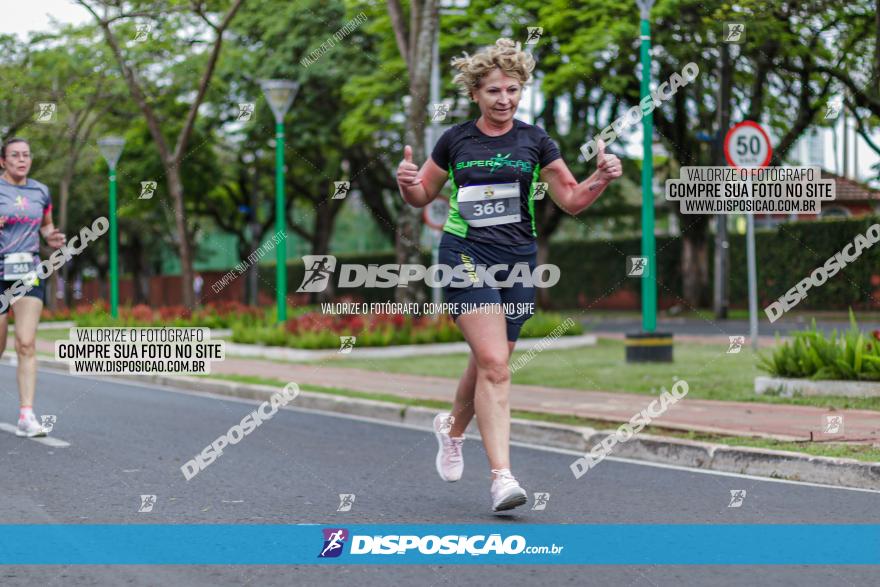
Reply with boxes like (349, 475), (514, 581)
(451, 38), (535, 99)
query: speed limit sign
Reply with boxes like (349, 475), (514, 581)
(724, 120), (772, 168)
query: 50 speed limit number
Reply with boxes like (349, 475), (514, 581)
(724, 120), (772, 169)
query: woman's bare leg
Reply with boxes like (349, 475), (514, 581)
(0, 312), (8, 358)
(448, 339), (516, 438)
(11, 298), (43, 408)
(454, 308), (513, 476)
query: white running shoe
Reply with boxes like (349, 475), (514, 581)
(17, 413), (47, 438)
(433, 412), (464, 482)
(490, 468), (528, 512)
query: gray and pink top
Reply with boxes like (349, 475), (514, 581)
(0, 176), (52, 280)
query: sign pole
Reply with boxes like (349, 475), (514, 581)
(625, 0), (672, 363)
(97, 136), (125, 319)
(637, 0), (657, 333)
(723, 120), (772, 351)
(745, 175), (759, 350)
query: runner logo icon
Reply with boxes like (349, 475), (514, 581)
(297, 255), (338, 293)
(35, 102), (57, 123)
(238, 103), (255, 121)
(627, 256), (648, 277)
(728, 490), (746, 508)
(823, 414), (843, 434)
(531, 492), (550, 511)
(432, 103), (450, 122)
(533, 182), (548, 200)
(727, 336), (745, 354)
(140, 181), (157, 200)
(338, 336), (356, 354)
(319, 528), (349, 558)
(337, 493), (356, 511)
(332, 181), (350, 200)
(40, 415), (57, 432)
(139, 494), (157, 513)
(525, 27), (543, 45)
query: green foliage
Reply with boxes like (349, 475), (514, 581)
(728, 217), (880, 311)
(545, 236), (683, 308)
(547, 216), (880, 311)
(758, 310), (880, 381)
(520, 311), (584, 338)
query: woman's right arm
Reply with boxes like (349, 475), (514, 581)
(396, 145), (448, 208)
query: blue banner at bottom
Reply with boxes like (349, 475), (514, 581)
(0, 524), (878, 565)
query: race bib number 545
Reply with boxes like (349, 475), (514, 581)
(4, 252), (35, 281)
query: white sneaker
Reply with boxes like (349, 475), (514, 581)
(17, 414), (47, 438)
(490, 468), (527, 512)
(433, 412), (464, 482)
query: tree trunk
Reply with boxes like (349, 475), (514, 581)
(246, 166), (261, 306)
(875, 0), (880, 95)
(58, 174), (73, 309)
(311, 201), (337, 303)
(236, 238), (259, 305)
(166, 166), (195, 308)
(246, 227), (260, 305)
(128, 232), (151, 305)
(680, 214), (710, 308)
(393, 0), (437, 304)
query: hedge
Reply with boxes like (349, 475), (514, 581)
(727, 216), (880, 311)
(259, 216), (880, 311)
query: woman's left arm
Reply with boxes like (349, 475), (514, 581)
(39, 208), (66, 249)
(540, 140), (622, 216)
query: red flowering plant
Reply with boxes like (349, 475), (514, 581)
(126, 304), (156, 323)
(274, 309), (464, 348)
(41, 306), (72, 321)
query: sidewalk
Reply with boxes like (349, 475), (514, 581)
(35, 339), (880, 444)
(205, 356), (879, 445)
(221, 334), (596, 361)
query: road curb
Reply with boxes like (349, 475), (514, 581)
(35, 359), (880, 491)
(755, 375), (880, 398)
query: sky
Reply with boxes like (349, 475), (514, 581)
(0, 0), (90, 36)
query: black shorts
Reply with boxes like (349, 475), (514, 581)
(438, 231), (537, 342)
(0, 279), (46, 315)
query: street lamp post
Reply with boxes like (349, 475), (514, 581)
(636, 0), (656, 333)
(260, 79), (299, 323)
(97, 136), (125, 319)
(626, 0), (673, 362)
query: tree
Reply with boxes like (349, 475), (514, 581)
(386, 0), (438, 303)
(540, 0), (840, 307)
(77, 0), (245, 309)
(205, 0), (368, 303)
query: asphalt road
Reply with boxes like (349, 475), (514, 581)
(1, 363), (879, 586)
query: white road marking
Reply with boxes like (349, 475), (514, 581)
(30, 365), (880, 494)
(0, 422), (70, 447)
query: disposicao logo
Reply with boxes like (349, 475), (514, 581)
(319, 528), (349, 558)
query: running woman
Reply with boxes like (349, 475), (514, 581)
(0, 138), (67, 437)
(396, 39), (622, 512)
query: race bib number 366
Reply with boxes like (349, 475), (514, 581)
(457, 182), (520, 227)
